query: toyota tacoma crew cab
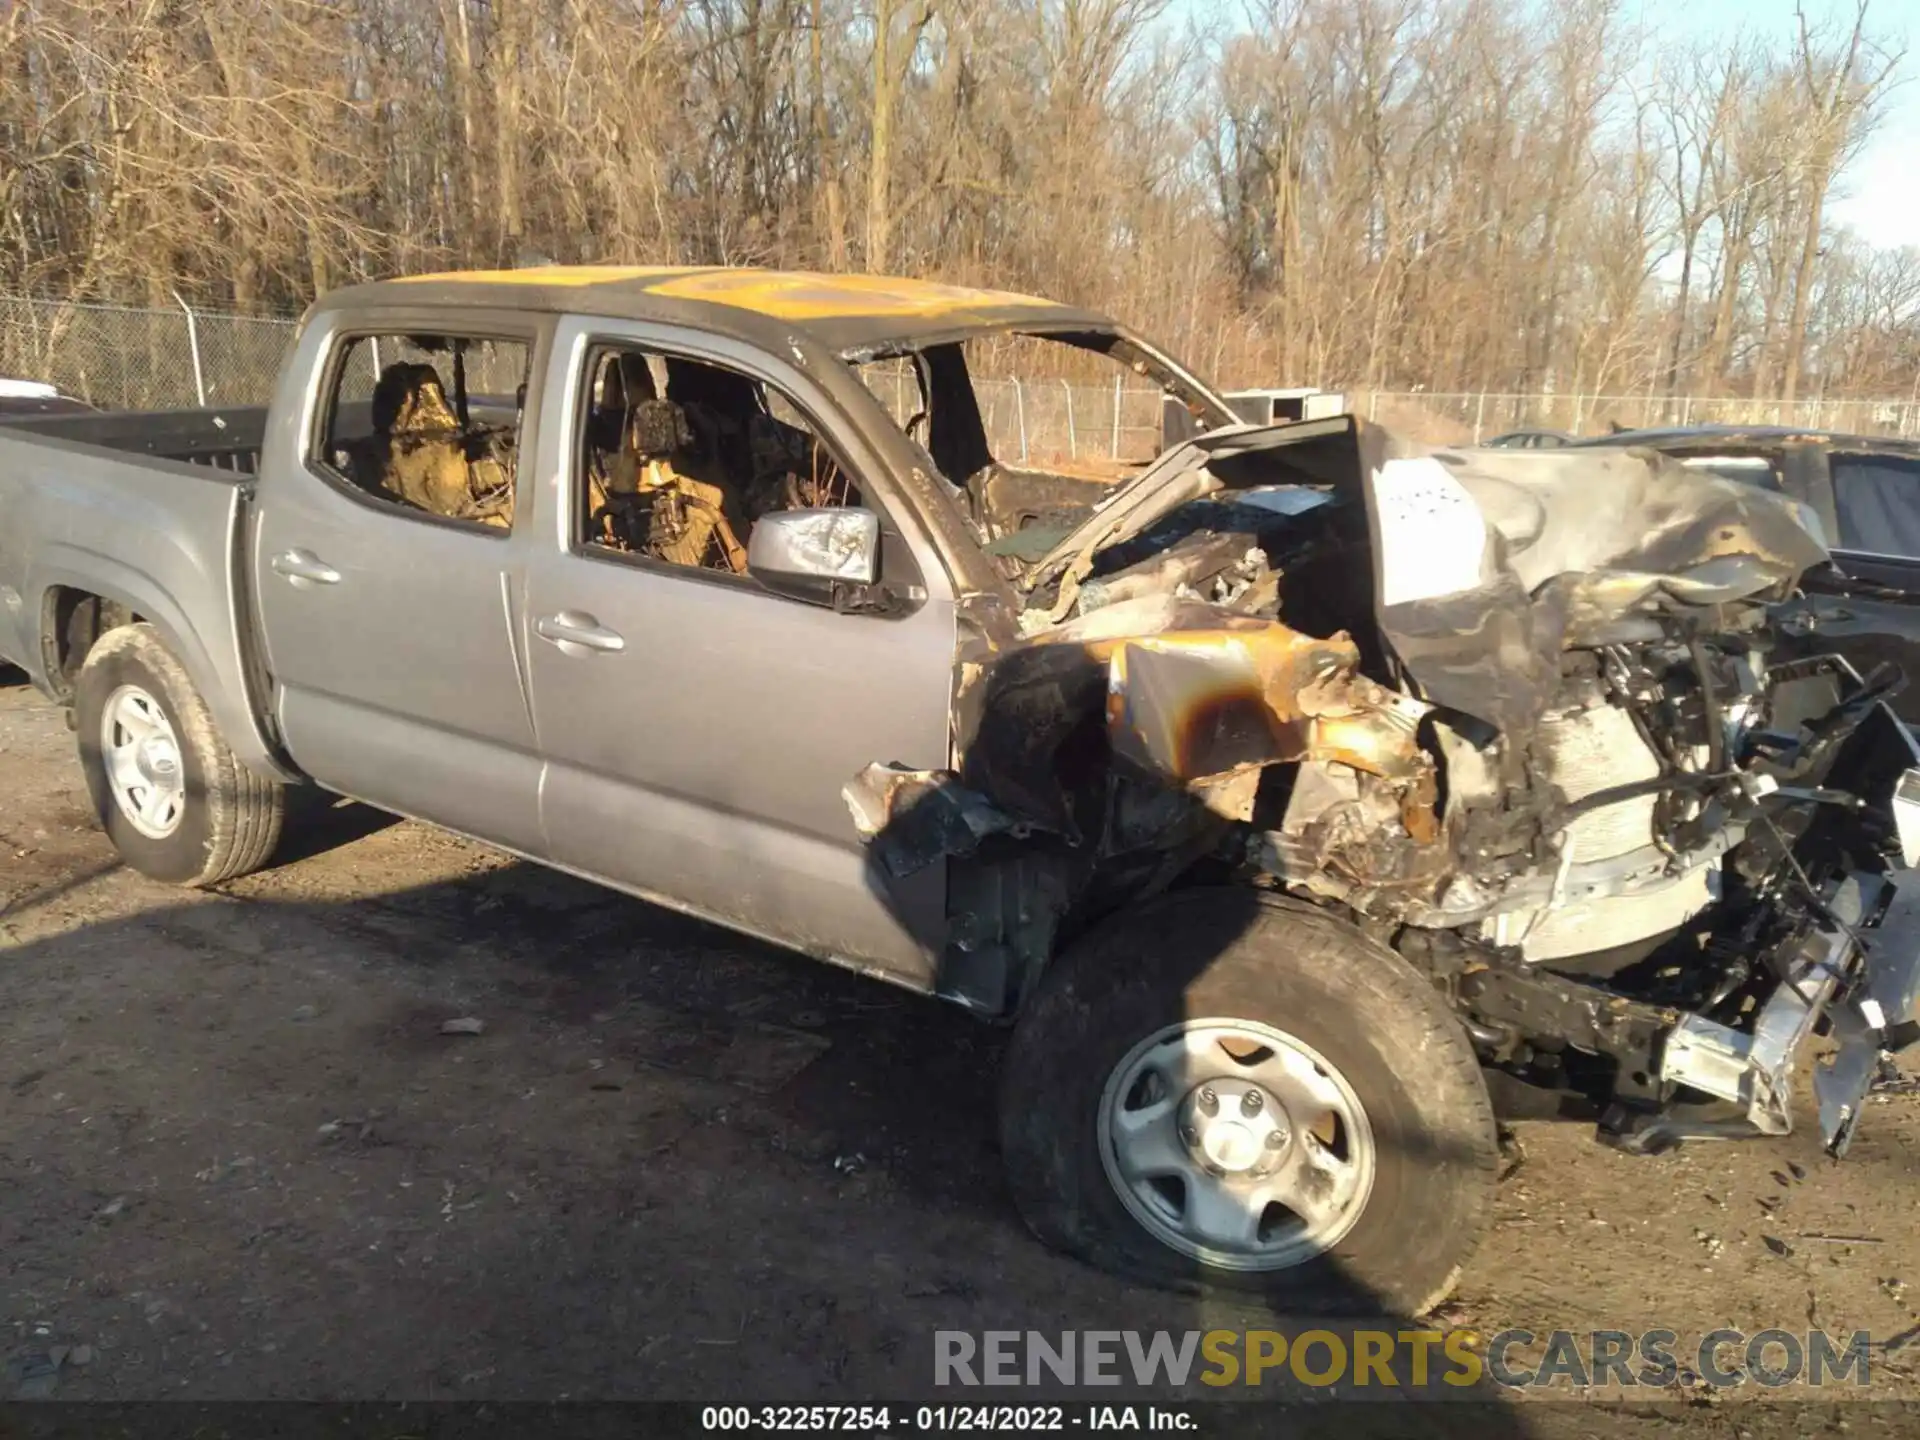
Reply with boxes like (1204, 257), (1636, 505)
(4, 266), (1919, 1314)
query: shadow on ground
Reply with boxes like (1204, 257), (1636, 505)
(0, 792), (1554, 1431)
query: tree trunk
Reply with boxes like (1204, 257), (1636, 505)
(494, 0), (523, 262)
(444, 0), (481, 234)
(811, 0), (847, 268)
(867, 0), (894, 272)
(1780, 175), (1825, 402)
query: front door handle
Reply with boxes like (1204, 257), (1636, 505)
(271, 549), (341, 588)
(535, 610), (626, 655)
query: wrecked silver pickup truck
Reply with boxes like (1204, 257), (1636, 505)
(2, 267), (1917, 1315)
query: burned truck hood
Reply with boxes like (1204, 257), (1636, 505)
(1019, 416), (1362, 607)
(1370, 446), (1829, 738)
(1021, 419), (1829, 736)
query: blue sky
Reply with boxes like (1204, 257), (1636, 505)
(1666, 0), (1919, 249)
(1179, 0), (1918, 249)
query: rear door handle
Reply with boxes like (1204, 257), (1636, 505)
(535, 610), (625, 655)
(271, 549), (341, 588)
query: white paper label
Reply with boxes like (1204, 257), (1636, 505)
(1371, 457), (1488, 606)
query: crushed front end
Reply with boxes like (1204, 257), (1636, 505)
(847, 418), (1920, 1157)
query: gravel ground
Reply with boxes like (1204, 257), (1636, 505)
(2, 670), (1917, 1432)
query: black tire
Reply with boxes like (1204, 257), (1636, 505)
(74, 623), (284, 887)
(999, 889), (1497, 1315)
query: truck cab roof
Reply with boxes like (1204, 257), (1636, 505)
(319, 265), (1118, 358)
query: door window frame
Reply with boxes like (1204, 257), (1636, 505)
(547, 319), (945, 609)
(296, 309), (548, 541)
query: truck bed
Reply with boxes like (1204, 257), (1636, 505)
(0, 404), (270, 772)
(0, 404), (270, 473)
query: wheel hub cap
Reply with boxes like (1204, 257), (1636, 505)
(100, 684), (187, 840)
(1182, 1081), (1290, 1175)
(1098, 1018), (1375, 1273)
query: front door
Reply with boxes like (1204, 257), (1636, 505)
(252, 318), (548, 851)
(521, 323), (955, 982)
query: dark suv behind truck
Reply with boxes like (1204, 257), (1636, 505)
(1544, 426), (1920, 724)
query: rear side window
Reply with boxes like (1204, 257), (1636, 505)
(1832, 455), (1920, 558)
(312, 333), (530, 532)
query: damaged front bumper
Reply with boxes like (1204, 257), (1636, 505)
(1626, 732), (1920, 1158)
(1660, 867), (1920, 1156)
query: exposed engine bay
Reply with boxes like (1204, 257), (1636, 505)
(847, 416), (1920, 1159)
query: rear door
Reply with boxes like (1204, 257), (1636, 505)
(519, 319), (957, 983)
(252, 311), (551, 851)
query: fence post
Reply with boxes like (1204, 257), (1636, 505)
(1367, 390), (1378, 423)
(172, 289), (206, 406)
(1111, 375), (1122, 458)
(1015, 379), (1028, 463)
(1682, 395), (1692, 427)
(1063, 379), (1076, 458)
(1473, 391), (1486, 445)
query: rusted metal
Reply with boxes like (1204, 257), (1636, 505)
(1096, 618), (1436, 834)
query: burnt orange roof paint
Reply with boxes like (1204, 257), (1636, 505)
(387, 265), (1064, 323)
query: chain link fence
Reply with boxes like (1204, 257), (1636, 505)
(0, 295), (296, 410)
(1359, 390), (1920, 446)
(849, 357), (1164, 464)
(12, 294), (1920, 454)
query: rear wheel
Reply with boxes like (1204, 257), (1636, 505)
(75, 623), (284, 886)
(998, 890), (1497, 1314)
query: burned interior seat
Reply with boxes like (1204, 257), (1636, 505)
(586, 353), (656, 465)
(590, 394), (748, 572)
(664, 358), (850, 521)
(353, 360), (513, 528)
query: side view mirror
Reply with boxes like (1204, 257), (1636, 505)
(747, 506), (881, 604)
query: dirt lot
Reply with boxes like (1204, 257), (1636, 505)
(3, 671), (1919, 1427)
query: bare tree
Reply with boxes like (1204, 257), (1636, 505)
(0, 0), (1914, 405)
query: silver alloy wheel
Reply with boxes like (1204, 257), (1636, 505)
(1097, 1017), (1375, 1272)
(100, 683), (187, 840)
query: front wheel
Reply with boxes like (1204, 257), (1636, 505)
(998, 890), (1497, 1314)
(75, 623), (284, 887)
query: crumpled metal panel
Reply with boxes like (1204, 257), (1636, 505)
(1374, 449), (1830, 739)
(1104, 624), (1357, 781)
(847, 595), (1443, 880)
(843, 762), (1023, 878)
(1099, 619), (1437, 840)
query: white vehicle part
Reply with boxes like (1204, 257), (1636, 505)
(1487, 701), (1718, 963)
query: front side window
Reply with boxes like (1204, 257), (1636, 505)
(574, 344), (863, 578)
(314, 333), (530, 531)
(957, 331), (1170, 476)
(848, 328), (1223, 553)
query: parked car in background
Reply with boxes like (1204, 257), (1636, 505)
(1541, 425), (1920, 724)
(1482, 427), (1572, 449)
(0, 378), (92, 419)
(1161, 386), (1346, 446)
